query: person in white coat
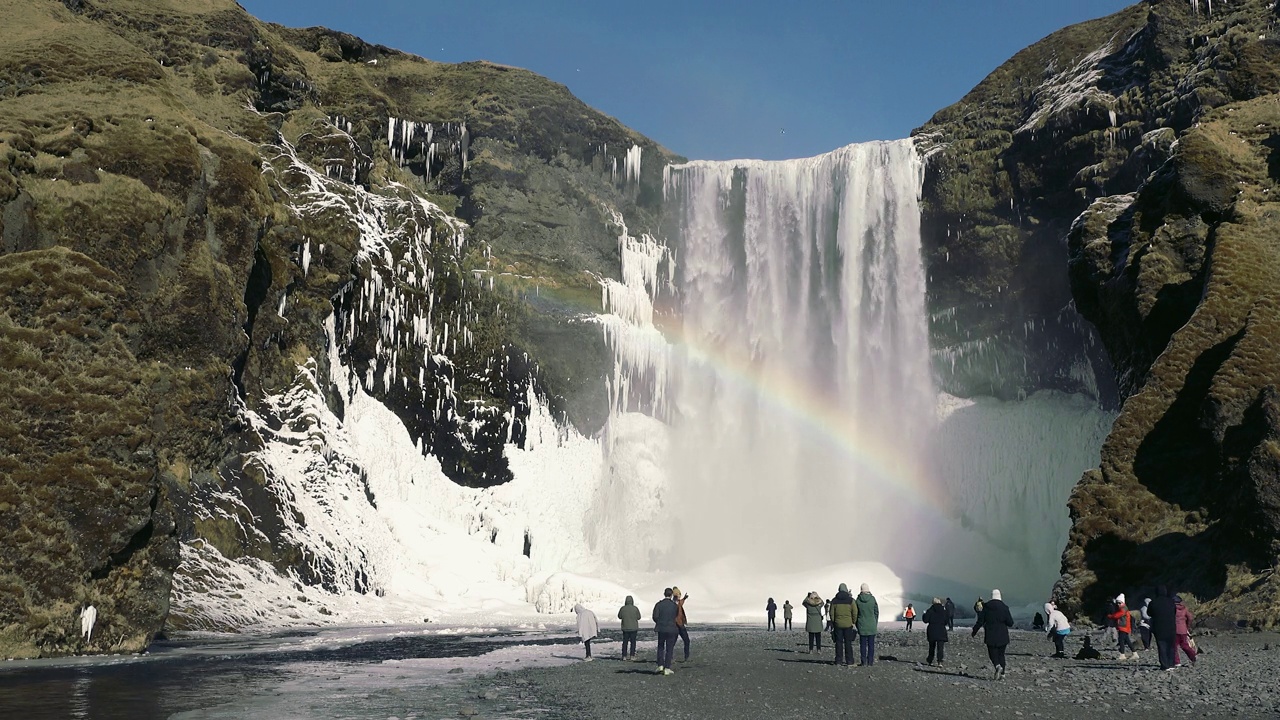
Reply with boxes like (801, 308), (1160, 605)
(1045, 602), (1071, 658)
(574, 604), (600, 661)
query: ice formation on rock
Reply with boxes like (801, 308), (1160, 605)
(79, 605), (96, 642)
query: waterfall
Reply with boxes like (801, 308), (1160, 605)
(661, 140), (935, 568)
(592, 139), (1113, 605)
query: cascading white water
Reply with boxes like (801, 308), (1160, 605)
(661, 141), (936, 569)
(593, 139), (1120, 604)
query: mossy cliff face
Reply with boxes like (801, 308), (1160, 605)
(0, 0), (674, 653)
(917, 0), (1280, 624)
(1058, 97), (1280, 627)
(916, 0), (1280, 404)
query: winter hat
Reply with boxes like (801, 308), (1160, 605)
(860, 583), (870, 593)
(839, 583), (849, 593)
(1044, 602), (1054, 616)
(933, 597), (942, 605)
(991, 589), (1002, 600)
(1115, 593), (1125, 605)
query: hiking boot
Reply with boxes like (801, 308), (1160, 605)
(656, 665), (664, 674)
(583, 657), (593, 662)
(663, 668), (675, 676)
(993, 665), (1003, 680)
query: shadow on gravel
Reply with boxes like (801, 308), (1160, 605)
(769, 648), (804, 654)
(615, 669), (663, 675)
(1063, 663), (1159, 671)
(776, 658), (835, 665)
(911, 667), (973, 679)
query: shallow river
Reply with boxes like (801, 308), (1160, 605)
(0, 626), (581, 720)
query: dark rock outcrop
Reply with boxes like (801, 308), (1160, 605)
(916, 0), (1280, 625)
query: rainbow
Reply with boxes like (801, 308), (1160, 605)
(654, 323), (953, 516)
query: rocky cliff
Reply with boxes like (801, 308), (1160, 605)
(916, 0), (1280, 625)
(5, 0), (1280, 657)
(0, 0), (672, 657)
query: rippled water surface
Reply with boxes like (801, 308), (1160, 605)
(0, 627), (580, 720)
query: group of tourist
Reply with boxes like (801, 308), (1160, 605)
(571, 583), (1202, 679)
(573, 586), (690, 674)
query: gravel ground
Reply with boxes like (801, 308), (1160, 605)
(459, 627), (1280, 719)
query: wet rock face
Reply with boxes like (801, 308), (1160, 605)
(917, 0), (1280, 625)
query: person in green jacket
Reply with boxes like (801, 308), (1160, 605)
(783, 600), (794, 630)
(855, 583), (880, 666)
(618, 595), (642, 661)
(828, 583), (859, 667)
(803, 592), (825, 653)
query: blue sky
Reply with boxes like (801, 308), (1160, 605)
(240, 0), (1134, 160)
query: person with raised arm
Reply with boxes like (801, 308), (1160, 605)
(803, 591), (825, 653)
(672, 586), (691, 662)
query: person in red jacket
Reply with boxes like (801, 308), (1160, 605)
(1108, 593), (1137, 660)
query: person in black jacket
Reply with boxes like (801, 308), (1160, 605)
(944, 597), (956, 631)
(1147, 585), (1178, 670)
(652, 588), (680, 675)
(971, 588), (1015, 680)
(766, 598), (777, 631)
(922, 597), (949, 666)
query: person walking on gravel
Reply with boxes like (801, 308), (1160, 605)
(855, 583), (880, 666)
(803, 591), (825, 653)
(1104, 597), (1118, 644)
(618, 595), (641, 661)
(971, 588), (1014, 680)
(766, 598), (777, 631)
(574, 603), (599, 662)
(1045, 602), (1071, 658)
(904, 603), (916, 631)
(653, 588), (679, 675)
(673, 586), (691, 661)
(1173, 595), (1198, 667)
(783, 600), (794, 631)
(923, 597), (948, 666)
(1138, 597), (1153, 650)
(944, 597), (956, 631)
(1109, 593), (1137, 660)
(829, 583), (858, 667)
(1147, 586), (1177, 670)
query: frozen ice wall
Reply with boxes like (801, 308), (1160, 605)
(662, 141), (935, 569)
